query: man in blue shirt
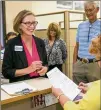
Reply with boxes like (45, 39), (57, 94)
(73, 1), (101, 84)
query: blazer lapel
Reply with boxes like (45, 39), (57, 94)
(15, 35), (42, 67)
(33, 36), (42, 61)
(16, 35), (28, 67)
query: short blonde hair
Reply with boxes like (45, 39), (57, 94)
(47, 22), (61, 40)
(13, 10), (35, 34)
(89, 35), (101, 59)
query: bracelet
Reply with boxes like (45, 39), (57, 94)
(57, 93), (64, 100)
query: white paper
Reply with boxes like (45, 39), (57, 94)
(45, 93), (58, 106)
(46, 67), (81, 101)
(1, 82), (37, 95)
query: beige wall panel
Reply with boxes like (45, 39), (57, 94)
(70, 46), (75, 52)
(62, 63), (66, 74)
(69, 63), (73, 79)
(35, 29), (65, 40)
(61, 29), (65, 40)
(70, 29), (77, 46)
(5, 1), (33, 33)
(64, 64), (68, 76)
(69, 46), (75, 63)
(66, 29), (77, 46)
(70, 51), (73, 64)
(65, 63), (73, 79)
(67, 49), (74, 66)
(67, 29), (77, 78)
(2, 98), (57, 110)
(35, 30), (47, 39)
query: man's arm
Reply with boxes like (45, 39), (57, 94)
(73, 42), (79, 64)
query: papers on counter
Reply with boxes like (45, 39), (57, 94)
(46, 67), (81, 101)
(1, 82), (37, 96)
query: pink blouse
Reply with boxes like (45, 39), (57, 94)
(22, 38), (40, 77)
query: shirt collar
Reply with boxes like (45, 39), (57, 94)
(88, 19), (99, 25)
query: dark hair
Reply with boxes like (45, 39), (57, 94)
(13, 10), (35, 34)
(6, 32), (17, 40)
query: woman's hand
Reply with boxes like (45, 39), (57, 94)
(78, 82), (88, 94)
(37, 66), (48, 76)
(27, 61), (42, 73)
(52, 86), (63, 97)
(52, 86), (70, 107)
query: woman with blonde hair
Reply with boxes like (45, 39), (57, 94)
(2, 10), (48, 82)
(44, 22), (67, 72)
(52, 35), (101, 110)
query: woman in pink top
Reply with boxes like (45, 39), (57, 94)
(2, 10), (48, 83)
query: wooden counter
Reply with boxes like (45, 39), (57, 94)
(1, 77), (63, 110)
(1, 72), (93, 110)
(1, 77), (52, 105)
(1, 78), (64, 110)
(1, 77), (84, 110)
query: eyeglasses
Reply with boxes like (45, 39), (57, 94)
(22, 21), (38, 27)
(85, 8), (96, 14)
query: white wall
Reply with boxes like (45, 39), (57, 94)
(5, 1), (101, 32)
(32, 1), (100, 18)
(32, 1), (66, 15)
(5, 1), (33, 33)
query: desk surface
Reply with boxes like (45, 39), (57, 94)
(1, 77), (52, 105)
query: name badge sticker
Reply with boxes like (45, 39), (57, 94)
(14, 46), (23, 51)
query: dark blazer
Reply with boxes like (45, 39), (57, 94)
(2, 34), (48, 83)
